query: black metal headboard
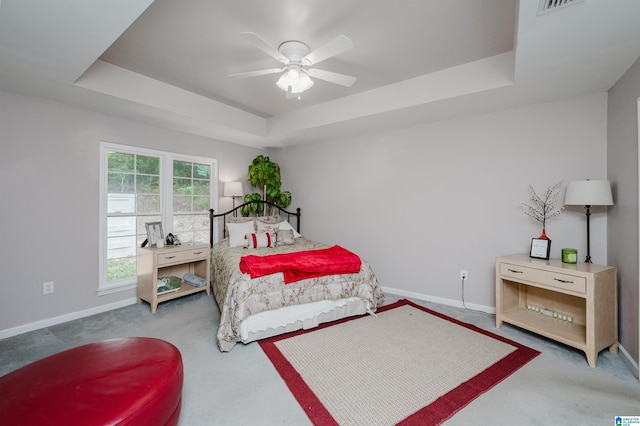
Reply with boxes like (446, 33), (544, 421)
(209, 201), (301, 247)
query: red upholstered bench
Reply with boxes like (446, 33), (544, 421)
(0, 337), (183, 426)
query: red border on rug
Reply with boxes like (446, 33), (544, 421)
(259, 299), (540, 426)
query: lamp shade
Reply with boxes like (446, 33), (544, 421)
(223, 181), (243, 197)
(564, 180), (613, 206)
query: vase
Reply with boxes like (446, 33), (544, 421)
(538, 228), (550, 240)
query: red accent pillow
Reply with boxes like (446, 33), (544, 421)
(245, 232), (275, 248)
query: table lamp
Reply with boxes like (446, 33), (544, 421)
(223, 182), (243, 215)
(564, 179), (613, 263)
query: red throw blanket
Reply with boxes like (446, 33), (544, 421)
(239, 245), (362, 284)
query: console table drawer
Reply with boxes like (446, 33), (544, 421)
(157, 248), (207, 266)
(499, 263), (586, 294)
(542, 272), (586, 294)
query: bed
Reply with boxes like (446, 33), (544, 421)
(209, 201), (385, 352)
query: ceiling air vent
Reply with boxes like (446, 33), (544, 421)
(538, 0), (585, 15)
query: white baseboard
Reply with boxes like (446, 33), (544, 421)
(618, 343), (640, 379)
(0, 298), (138, 340)
(382, 286), (495, 314)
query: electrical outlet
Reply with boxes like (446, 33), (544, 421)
(460, 270), (468, 281)
(43, 281), (54, 295)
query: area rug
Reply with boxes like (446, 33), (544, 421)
(259, 299), (539, 426)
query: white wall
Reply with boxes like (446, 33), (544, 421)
(0, 90), (262, 333)
(274, 93), (609, 309)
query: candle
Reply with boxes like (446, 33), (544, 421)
(562, 248), (577, 264)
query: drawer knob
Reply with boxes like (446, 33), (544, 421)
(193, 251), (203, 255)
(554, 278), (574, 284)
(165, 255), (176, 259)
(507, 269), (523, 274)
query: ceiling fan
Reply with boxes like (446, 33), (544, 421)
(229, 32), (356, 98)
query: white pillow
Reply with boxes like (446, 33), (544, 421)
(256, 220), (301, 238)
(226, 216), (254, 229)
(227, 221), (255, 247)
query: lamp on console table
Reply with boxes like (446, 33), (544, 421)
(564, 179), (613, 263)
(223, 182), (243, 216)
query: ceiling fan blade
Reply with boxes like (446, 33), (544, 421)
(240, 32), (289, 64)
(307, 68), (356, 87)
(228, 68), (284, 79)
(302, 35), (354, 66)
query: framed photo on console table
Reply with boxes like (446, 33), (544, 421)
(530, 238), (551, 260)
(145, 221), (164, 247)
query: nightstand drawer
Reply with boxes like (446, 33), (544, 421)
(157, 248), (208, 266)
(499, 263), (586, 294)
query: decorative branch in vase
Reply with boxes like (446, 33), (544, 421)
(521, 180), (565, 240)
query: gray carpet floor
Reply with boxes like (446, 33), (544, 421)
(1, 291), (639, 425)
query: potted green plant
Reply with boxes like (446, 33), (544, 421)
(242, 155), (292, 216)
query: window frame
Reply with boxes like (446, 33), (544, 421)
(98, 142), (218, 295)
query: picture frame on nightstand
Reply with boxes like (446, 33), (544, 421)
(145, 221), (164, 247)
(530, 238), (551, 260)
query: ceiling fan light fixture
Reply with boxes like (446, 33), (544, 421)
(276, 66), (314, 94)
(234, 32), (355, 97)
(276, 67), (298, 90)
(292, 72), (314, 94)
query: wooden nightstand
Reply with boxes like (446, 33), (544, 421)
(496, 253), (618, 367)
(137, 243), (210, 313)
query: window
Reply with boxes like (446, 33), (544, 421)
(172, 159), (212, 245)
(105, 151), (161, 285)
(99, 143), (217, 294)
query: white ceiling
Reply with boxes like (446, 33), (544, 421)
(1, 0), (640, 149)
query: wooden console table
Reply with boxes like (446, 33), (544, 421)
(137, 243), (210, 313)
(495, 254), (617, 367)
